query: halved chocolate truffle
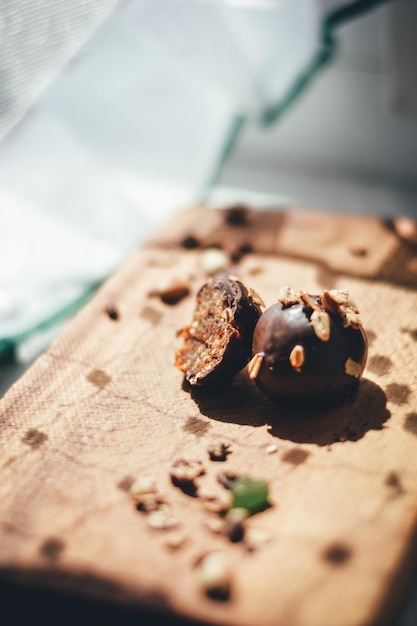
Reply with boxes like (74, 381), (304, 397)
(250, 288), (368, 407)
(175, 276), (263, 386)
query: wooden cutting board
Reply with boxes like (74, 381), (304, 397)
(1, 206), (417, 626)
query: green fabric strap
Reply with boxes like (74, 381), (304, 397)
(262, 0), (391, 125)
(0, 281), (100, 365)
(201, 0), (391, 202)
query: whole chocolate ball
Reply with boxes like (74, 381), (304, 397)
(250, 290), (368, 407)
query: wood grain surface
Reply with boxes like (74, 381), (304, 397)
(1, 206), (417, 626)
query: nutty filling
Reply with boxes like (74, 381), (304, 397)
(176, 286), (238, 384)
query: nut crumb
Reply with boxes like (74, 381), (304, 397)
(135, 493), (167, 513)
(206, 517), (225, 534)
(289, 344), (305, 372)
(266, 444), (278, 454)
(247, 287), (265, 309)
(199, 248), (229, 276)
(129, 476), (157, 497)
(170, 459), (206, 485)
(245, 527), (273, 551)
(164, 531), (187, 549)
(339, 304), (362, 329)
(202, 494), (231, 514)
(195, 552), (232, 600)
(148, 508), (180, 530)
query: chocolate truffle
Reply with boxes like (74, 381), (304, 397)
(175, 276), (263, 386)
(250, 288), (368, 407)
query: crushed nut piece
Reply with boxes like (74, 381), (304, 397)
(247, 287), (265, 309)
(198, 488), (218, 501)
(224, 508), (249, 543)
(300, 292), (323, 312)
(134, 493), (167, 513)
(322, 289), (362, 328)
(164, 531), (187, 549)
(245, 527), (273, 551)
(289, 344), (305, 372)
(277, 286), (300, 307)
(129, 476), (157, 497)
(266, 444), (278, 454)
(344, 357), (363, 378)
(321, 289), (348, 314)
(195, 552), (232, 600)
(199, 487), (231, 513)
(170, 459), (206, 485)
(199, 248), (229, 276)
(206, 517), (225, 534)
(147, 508), (180, 530)
(217, 471), (237, 490)
(149, 281), (190, 305)
(339, 304), (362, 329)
(323, 289), (349, 306)
(310, 309), (331, 341)
(248, 352), (264, 379)
(207, 442), (231, 462)
(202, 494), (231, 514)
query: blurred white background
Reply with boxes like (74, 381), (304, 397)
(0, 0), (416, 359)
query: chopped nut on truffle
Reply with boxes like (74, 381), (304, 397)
(251, 289), (368, 407)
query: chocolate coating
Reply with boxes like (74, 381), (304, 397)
(176, 276), (262, 386)
(252, 298), (368, 407)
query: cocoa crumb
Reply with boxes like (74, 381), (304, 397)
(180, 235), (201, 249)
(105, 305), (119, 320)
(348, 245), (368, 257)
(207, 442), (231, 462)
(230, 242), (253, 263)
(225, 204), (249, 226)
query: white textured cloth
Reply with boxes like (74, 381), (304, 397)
(0, 0), (397, 356)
